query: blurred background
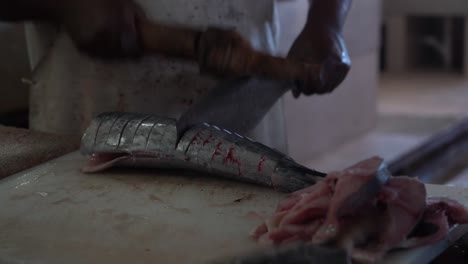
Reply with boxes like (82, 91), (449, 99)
(1, 0), (467, 185)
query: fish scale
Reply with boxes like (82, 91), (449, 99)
(80, 112), (325, 192)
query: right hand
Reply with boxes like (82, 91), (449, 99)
(56, 0), (145, 59)
(287, 27), (351, 97)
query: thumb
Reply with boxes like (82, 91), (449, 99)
(120, 1), (146, 56)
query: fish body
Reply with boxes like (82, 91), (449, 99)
(80, 112), (325, 192)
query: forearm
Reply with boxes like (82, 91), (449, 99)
(305, 0), (352, 33)
(0, 0), (62, 22)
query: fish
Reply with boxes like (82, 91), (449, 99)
(250, 157), (468, 264)
(80, 112), (326, 193)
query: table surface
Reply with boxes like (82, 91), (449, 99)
(0, 126), (78, 179)
(1, 152), (467, 264)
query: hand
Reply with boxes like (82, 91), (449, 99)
(287, 26), (351, 97)
(58, 0), (145, 59)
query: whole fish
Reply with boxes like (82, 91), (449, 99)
(80, 112), (326, 192)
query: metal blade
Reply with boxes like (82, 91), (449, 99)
(177, 77), (292, 137)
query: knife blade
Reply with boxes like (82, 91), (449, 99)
(176, 77), (293, 139)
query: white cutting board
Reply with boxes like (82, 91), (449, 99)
(0, 152), (467, 264)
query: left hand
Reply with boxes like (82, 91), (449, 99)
(288, 26), (351, 97)
(58, 0), (145, 59)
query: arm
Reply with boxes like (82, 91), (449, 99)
(0, 0), (143, 59)
(288, 0), (352, 96)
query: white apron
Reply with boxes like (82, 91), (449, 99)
(25, 0), (289, 153)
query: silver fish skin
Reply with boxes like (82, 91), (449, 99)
(80, 112), (326, 192)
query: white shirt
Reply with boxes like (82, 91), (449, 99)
(26, 0), (288, 152)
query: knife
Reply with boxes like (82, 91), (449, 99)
(139, 18), (326, 139)
(176, 56), (323, 139)
(176, 77), (293, 138)
(140, 19), (319, 83)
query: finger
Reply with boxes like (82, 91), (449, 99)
(318, 59), (351, 94)
(302, 77), (324, 96)
(132, 1), (147, 20)
(292, 81), (302, 98)
(120, 1), (146, 57)
(84, 0), (142, 59)
(121, 10), (139, 55)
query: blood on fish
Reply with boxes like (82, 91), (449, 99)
(211, 142), (223, 161)
(257, 155), (267, 172)
(202, 135), (214, 146)
(189, 130), (206, 146)
(223, 147), (236, 165)
(223, 147), (242, 175)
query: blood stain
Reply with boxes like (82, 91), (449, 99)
(223, 147), (242, 175)
(257, 155), (267, 172)
(211, 142), (223, 161)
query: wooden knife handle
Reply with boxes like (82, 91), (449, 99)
(140, 19), (322, 83)
(203, 47), (322, 83)
(140, 19), (201, 59)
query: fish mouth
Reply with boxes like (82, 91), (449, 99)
(82, 152), (167, 173)
(82, 153), (131, 173)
